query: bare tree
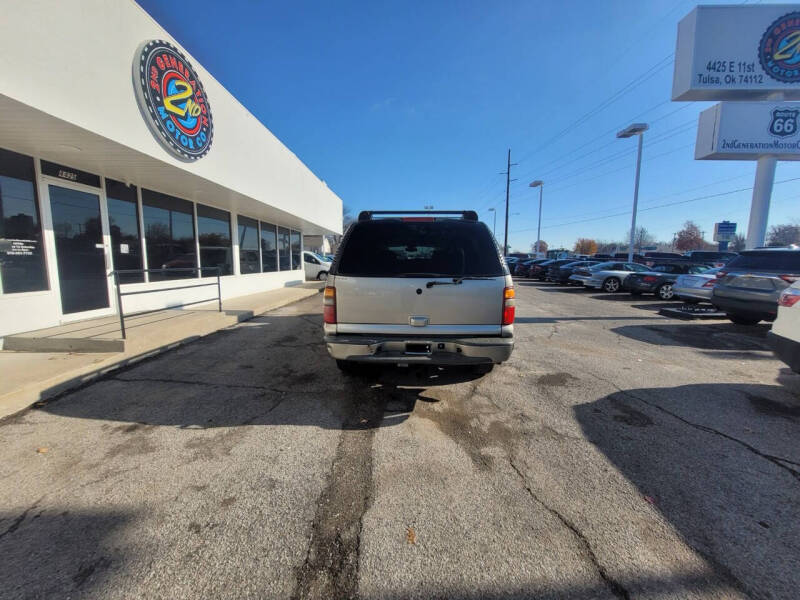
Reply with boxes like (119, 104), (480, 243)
(767, 223), (800, 247)
(730, 233), (746, 252)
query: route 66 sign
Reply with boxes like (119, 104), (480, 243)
(769, 108), (799, 137)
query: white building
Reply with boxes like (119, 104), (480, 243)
(0, 0), (342, 338)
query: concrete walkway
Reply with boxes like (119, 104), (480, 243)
(0, 283), (323, 420)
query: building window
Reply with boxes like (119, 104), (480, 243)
(277, 226), (290, 271)
(290, 229), (302, 270)
(238, 215), (260, 274)
(260, 221), (277, 272)
(105, 179), (143, 284)
(197, 204), (232, 277)
(0, 148), (48, 294)
(142, 189), (196, 280)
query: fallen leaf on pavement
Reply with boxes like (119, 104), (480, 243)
(36, 447), (49, 454)
(643, 495), (656, 505)
(406, 527), (416, 545)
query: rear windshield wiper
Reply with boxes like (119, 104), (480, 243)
(426, 276), (491, 288)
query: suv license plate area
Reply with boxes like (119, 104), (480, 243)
(405, 343), (431, 355)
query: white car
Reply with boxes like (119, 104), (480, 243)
(569, 261), (650, 292)
(303, 251), (332, 280)
(769, 281), (800, 373)
(673, 267), (721, 303)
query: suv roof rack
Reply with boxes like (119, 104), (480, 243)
(357, 210), (478, 222)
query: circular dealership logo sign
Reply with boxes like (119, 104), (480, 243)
(759, 12), (800, 83)
(133, 40), (213, 161)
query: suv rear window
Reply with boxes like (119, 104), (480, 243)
(724, 251), (800, 272)
(335, 219), (503, 277)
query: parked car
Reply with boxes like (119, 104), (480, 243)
(324, 210), (514, 372)
(507, 252), (532, 260)
(769, 280), (800, 372)
(549, 260), (601, 284)
(642, 251), (685, 268)
(527, 259), (557, 280)
(541, 257), (576, 281)
(683, 250), (737, 268)
(672, 267), (722, 303)
(624, 263), (710, 300)
(612, 252), (648, 264)
(711, 248), (800, 325)
(303, 250), (332, 280)
(592, 253), (613, 260)
(569, 261), (650, 292)
(545, 258), (589, 282)
(515, 258), (549, 278)
(505, 256), (521, 275)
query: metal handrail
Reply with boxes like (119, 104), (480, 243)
(111, 267), (222, 339)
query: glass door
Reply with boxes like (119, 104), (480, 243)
(48, 185), (110, 315)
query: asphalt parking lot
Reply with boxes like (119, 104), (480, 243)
(1, 282), (799, 600)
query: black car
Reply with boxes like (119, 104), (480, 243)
(528, 259), (557, 280)
(516, 258), (549, 278)
(549, 260), (601, 284)
(683, 251), (737, 267)
(544, 258), (582, 281)
(624, 262), (710, 300)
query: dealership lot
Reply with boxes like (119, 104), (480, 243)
(1, 285), (799, 599)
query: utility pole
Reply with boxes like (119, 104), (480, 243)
(501, 149), (517, 256)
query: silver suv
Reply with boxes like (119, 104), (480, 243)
(323, 211), (514, 372)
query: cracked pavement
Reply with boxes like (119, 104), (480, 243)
(1, 282), (799, 599)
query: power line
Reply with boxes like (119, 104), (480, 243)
(512, 176), (800, 232)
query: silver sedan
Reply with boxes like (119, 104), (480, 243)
(672, 267), (721, 303)
(569, 261), (650, 293)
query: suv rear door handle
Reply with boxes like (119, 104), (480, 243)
(409, 316), (429, 327)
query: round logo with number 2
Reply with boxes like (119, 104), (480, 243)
(133, 40), (214, 161)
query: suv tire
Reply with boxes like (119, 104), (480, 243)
(603, 277), (621, 293)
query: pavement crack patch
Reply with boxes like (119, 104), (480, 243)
(588, 372), (800, 483)
(291, 388), (386, 600)
(508, 459), (630, 600)
(0, 497), (43, 540)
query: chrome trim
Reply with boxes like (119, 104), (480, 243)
(336, 323), (501, 335)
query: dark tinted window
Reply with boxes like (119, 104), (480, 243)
(238, 216), (260, 274)
(106, 179), (143, 284)
(260, 221), (278, 272)
(290, 230), (301, 269)
(725, 251), (800, 272)
(277, 227), (290, 270)
(336, 220), (503, 277)
(197, 204), (232, 277)
(142, 189), (196, 280)
(0, 148), (48, 293)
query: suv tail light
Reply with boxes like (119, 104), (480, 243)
(502, 287), (515, 325)
(779, 274), (800, 284)
(779, 287), (800, 307)
(323, 286), (336, 324)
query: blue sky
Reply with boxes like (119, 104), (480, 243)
(139, 0), (799, 252)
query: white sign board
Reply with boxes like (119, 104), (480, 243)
(695, 101), (800, 160)
(713, 222), (737, 242)
(673, 5), (800, 101)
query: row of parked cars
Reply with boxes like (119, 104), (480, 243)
(509, 248), (800, 372)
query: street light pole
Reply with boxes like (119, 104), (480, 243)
(529, 180), (543, 256)
(488, 208), (496, 238)
(616, 123), (648, 263)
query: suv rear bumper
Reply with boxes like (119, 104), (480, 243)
(325, 334), (514, 365)
(711, 294), (777, 320)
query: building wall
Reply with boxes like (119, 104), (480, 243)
(0, 0), (341, 237)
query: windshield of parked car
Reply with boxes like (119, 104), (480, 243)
(724, 251), (800, 272)
(335, 219), (504, 277)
